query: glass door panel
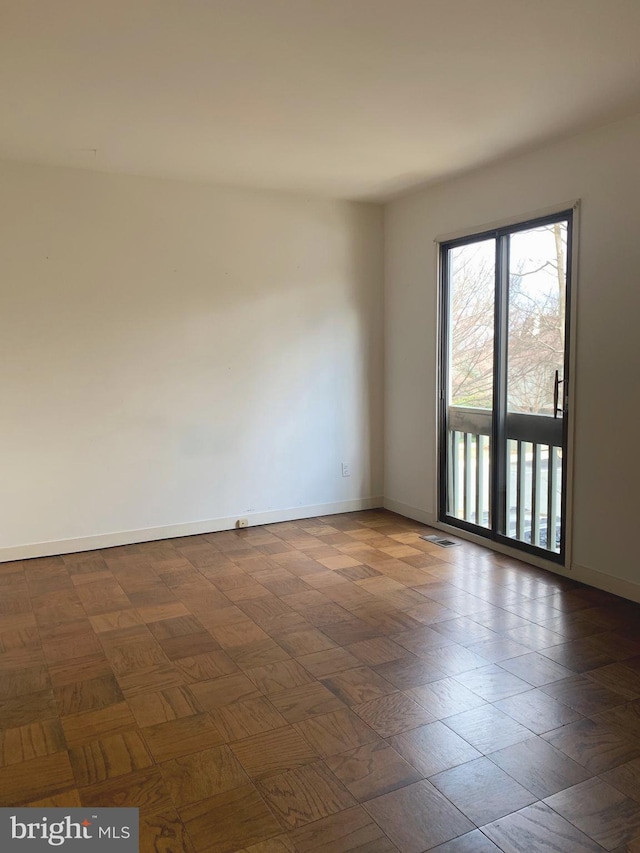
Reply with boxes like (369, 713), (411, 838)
(503, 222), (568, 555)
(445, 238), (494, 529)
(507, 223), (567, 417)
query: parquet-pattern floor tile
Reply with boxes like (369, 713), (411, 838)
(2, 509), (640, 851)
(160, 745), (248, 807)
(390, 720), (481, 777)
(324, 740), (422, 802)
(487, 736), (592, 798)
(481, 801), (604, 852)
(352, 691), (435, 737)
(257, 761), (356, 829)
(545, 777), (640, 850)
(363, 779), (474, 852)
(429, 756), (536, 825)
(288, 805), (398, 852)
(230, 725), (320, 779)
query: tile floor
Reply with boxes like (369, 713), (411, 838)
(1, 509), (640, 852)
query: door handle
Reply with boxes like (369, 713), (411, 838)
(553, 370), (565, 419)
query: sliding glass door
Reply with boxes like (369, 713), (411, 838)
(439, 211), (572, 562)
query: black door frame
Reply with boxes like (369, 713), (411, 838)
(438, 209), (573, 565)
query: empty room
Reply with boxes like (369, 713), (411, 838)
(2, 1), (640, 851)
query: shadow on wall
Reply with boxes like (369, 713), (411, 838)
(0, 162), (384, 548)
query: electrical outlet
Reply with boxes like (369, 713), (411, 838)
(236, 518), (249, 528)
(341, 463), (351, 478)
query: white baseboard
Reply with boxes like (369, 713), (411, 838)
(6, 495), (640, 607)
(0, 496), (384, 563)
(383, 498), (437, 527)
(570, 561), (640, 605)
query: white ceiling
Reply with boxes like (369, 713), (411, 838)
(2, 0), (640, 200)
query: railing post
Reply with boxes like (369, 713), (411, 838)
(464, 432), (472, 522)
(532, 444), (542, 547)
(451, 431), (460, 517)
(516, 440), (526, 541)
(476, 434), (486, 527)
(548, 445), (559, 552)
(505, 439), (514, 537)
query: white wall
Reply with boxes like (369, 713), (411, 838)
(385, 113), (640, 592)
(0, 160), (383, 559)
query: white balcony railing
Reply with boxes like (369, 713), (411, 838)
(446, 407), (562, 553)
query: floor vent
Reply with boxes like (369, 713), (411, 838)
(420, 534), (460, 548)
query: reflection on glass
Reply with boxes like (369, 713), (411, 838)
(449, 239), (495, 410)
(507, 223), (567, 416)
